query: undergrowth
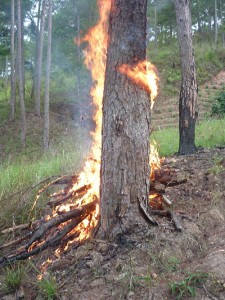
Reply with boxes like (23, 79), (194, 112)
(151, 117), (225, 156)
(148, 42), (225, 95)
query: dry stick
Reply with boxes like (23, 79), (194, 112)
(0, 232), (32, 250)
(1, 220), (40, 234)
(162, 195), (172, 207)
(202, 284), (219, 300)
(149, 209), (183, 231)
(169, 211), (183, 231)
(25, 199), (97, 250)
(48, 184), (91, 208)
(0, 216), (87, 267)
(29, 175), (67, 217)
(138, 196), (158, 225)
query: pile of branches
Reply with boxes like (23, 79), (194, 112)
(0, 168), (186, 267)
(0, 176), (98, 267)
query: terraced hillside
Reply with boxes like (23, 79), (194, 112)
(152, 70), (225, 130)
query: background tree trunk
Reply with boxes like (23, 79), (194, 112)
(35, 0), (46, 117)
(219, 0), (225, 47)
(10, 0), (16, 121)
(17, 0), (26, 147)
(100, 0), (150, 239)
(31, 0), (41, 100)
(174, 0), (198, 155)
(214, 0), (218, 44)
(43, 0), (53, 151)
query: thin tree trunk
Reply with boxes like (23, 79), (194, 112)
(100, 0), (150, 238)
(21, 14), (25, 94)
(196, 0), (202, 33)
(17, 0), (26, 147)
(31, 0), (41, 99)
(43, 0), (52, 151)
(173, 0), (198, 155)
(10, 0), (16, 121)
(35, 0), (46, 117)
(219, 0), (224, 46)
(5, 56), (9, 84)
(214, 0), (218, 44)
(75, 0), (81, 96)
(154, 1), (158, 52)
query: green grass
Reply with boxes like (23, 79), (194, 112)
(148, 42), (225, 96)
(0, 130), (91, 228)
(151, 117), (225, 157)
(169, 272), (209, 299)
(38, 277), (58, 300)
(1, 265), (24, 294)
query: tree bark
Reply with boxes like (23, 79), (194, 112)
(43, 0), (52, 151)
(10, 0), (16, 121)
(100, 0), (150, 238)
(35, 0), (46, 117)
(173, 0), (198, 155)
(17, 0), (26, 147)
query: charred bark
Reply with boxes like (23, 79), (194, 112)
(173, 0), (198, 155)
(100, 0), (150, 238)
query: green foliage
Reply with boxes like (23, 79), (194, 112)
(169, 272), (209, 299)
(212, 90), (225, 116)
(38, 277), (58, 300)
(2, 265), (24, 294)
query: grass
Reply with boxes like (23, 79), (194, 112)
(169, 272), (209, 299)
(148, 41), (225, 96)
(151, 117), (225, 156)
(1, 265), (24, 294)
(0, 127), (91, 228)
(38, 277), (58, 300)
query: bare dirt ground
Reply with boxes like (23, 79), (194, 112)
(1, 147), (225, 300)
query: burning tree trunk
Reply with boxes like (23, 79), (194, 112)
(173, 0), (198, 155)
(100, 0), (151, 238)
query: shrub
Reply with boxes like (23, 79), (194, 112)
(212, 90), (225, 115)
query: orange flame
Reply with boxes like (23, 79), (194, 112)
(150, 141), (162, 180)
(52, 0), (112, 252)
(118, 60), (159, 109)
(55, 0), (161, 252)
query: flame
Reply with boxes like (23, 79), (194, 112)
(51, 0), (111, 251)
(118, 61), (159, 109)
(45, 0), (161, 254)
(150, 141), (162, 180)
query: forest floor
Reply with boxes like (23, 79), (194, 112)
(1, 147), (225, 300)
(0, 73), (225, 299)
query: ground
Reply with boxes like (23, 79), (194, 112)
(0, 147), (225, 300)
(0, 73), (225, 299)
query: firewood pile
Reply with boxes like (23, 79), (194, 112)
(0, 168), (186, 267)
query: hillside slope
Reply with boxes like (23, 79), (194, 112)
(152, 70), (225, 130)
